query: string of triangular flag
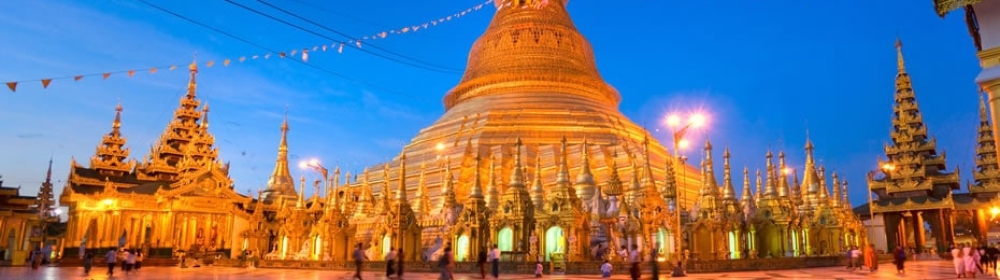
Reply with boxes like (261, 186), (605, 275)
(4, 0), (493, 93)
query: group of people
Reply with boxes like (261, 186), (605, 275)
(950, 243), (1000, 278)
(92, 248), (142, 277)
(845, 244), (881, 272)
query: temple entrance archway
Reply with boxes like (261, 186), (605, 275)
(545, 226), (564, 261)
(456, 234), (470, 261)
(498, 227), (513, 251)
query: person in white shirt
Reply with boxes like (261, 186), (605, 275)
(490, 244), (501, 279)
(124, 250), (136, 275)
(850, 247), (862, 269)
(385, 247), (397, 276)
(104, 249), (118, 277)
(601, 260), (613, 278)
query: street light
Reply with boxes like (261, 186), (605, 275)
(299, 158), (331, 197)
(665, 112), (707, 263)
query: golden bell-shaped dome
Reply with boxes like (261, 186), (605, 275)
(443, 0), (620, 111)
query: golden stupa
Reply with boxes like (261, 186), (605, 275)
(386, 0), (698, 205)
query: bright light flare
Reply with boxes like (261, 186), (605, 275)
(309, 158), (320, 166)
(677, 139), (690, 150)
(298, 161), (309, 169)
(689, 114), (706, 128)
(991, 207), (1000, 217)
(102, 199), (113, 206)
(782, 167), (793, 175)
(665, 115), (681, 128)
(881, 164), (896, 171)
(435, 143), (446, 151)
(54, 209), (62, 215)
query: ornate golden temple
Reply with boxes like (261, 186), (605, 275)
(864, 39), (1000, 254)
(58, 0), (864, 265)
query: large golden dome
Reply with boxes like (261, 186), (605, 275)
(364, 0), (698, 209)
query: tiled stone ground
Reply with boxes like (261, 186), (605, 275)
(0, 260), (986, 280)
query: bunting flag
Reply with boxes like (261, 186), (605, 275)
(2, 0), (494, 93)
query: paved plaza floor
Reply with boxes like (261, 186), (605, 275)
(0, 261), (987, 280)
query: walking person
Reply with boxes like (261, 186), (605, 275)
(490, 244), (501, 279)
(104, 248), (118, 277)
(135, 250), (143, 270)
(966, 243), (982, 278)
(952, 244), (965, 278)
(385, 247), (397, 277)
(477, 247), (488, 278)
(82, 251), (94, 274)
(439, 246), (454, 280)
(352, 243), (369, 280)
(396, 249), (405, 278)
(649, 243), (660, 280)
(629, 244), (641, 280)
(124, 249), (136, 275)
(863, 244), (877, 272)
(894, 246), (907, 275)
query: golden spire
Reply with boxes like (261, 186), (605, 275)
(777, 151), (789, 197)
(603, 151), (624, 197)
(396, 152), (408, 201)
(896, 38), (906, 74)
(701, 140), (719, 197)
(629, 161), (641, 203)
(764, 150), (776, 197)
(443, 0), (619, 111)
(441, 156), (458, 209)
(841, 180), (851, 210)
(297, 175), (305, 208)
(141, 56), (212, 180)
(263, 114), (296, 202)
(817, 166), (829, 201)
(556, 137), (571, 184)
(507, 137), (526, 190)
(740, 166), (755, 216)
(640, 135), (658, 197)
(831, 172), (841, 207)
(486, 154), (500, 210)
(661, 153), (677, 200)
(575, 138), (596, 200)
(801, 136), (821, 196)
(90, 102), (133, 176)
(469, 154), (485, 199)
(971, 91), (1000, 193)
(530, 152), (545, 209)
(415, 162), (428, 215)
(754, 168), (762, 203)
(722, 147), (736, 199)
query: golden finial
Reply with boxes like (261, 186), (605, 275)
(895, 37), (906, 73)
(980, 91), (989, 122)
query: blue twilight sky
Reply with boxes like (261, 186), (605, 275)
(0, 0), (981, 208)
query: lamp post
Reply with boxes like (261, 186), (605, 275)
(665, 113), (705, 262)
(299, 158), (330, 260)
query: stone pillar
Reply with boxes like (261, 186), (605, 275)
(914, 211), (925, 253)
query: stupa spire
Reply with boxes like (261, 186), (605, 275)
(90, 102), (133, 176)
(486, 154), (500, 210)
(263, 114), (296, 202)
(470, 154), (485, 199)
(441, 156), (458, 209)
(142, 58), (212, 180)
(415, 162), (429, 215)
(722, 147), (736, 199)
(702, 140), (719, 197)
(396, 152), (408, 201)
(36, 158), (55, 212)
(764, 150), (777, 197)
(530, 152), (545, 208)
(831, 172), (841, 207)
(778, 151), (789, 197)
(740, 167), (756, 217)
(508, 137), (526, 190)
(575, 138), (596, 200)
(971, 91), (1000, 193)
